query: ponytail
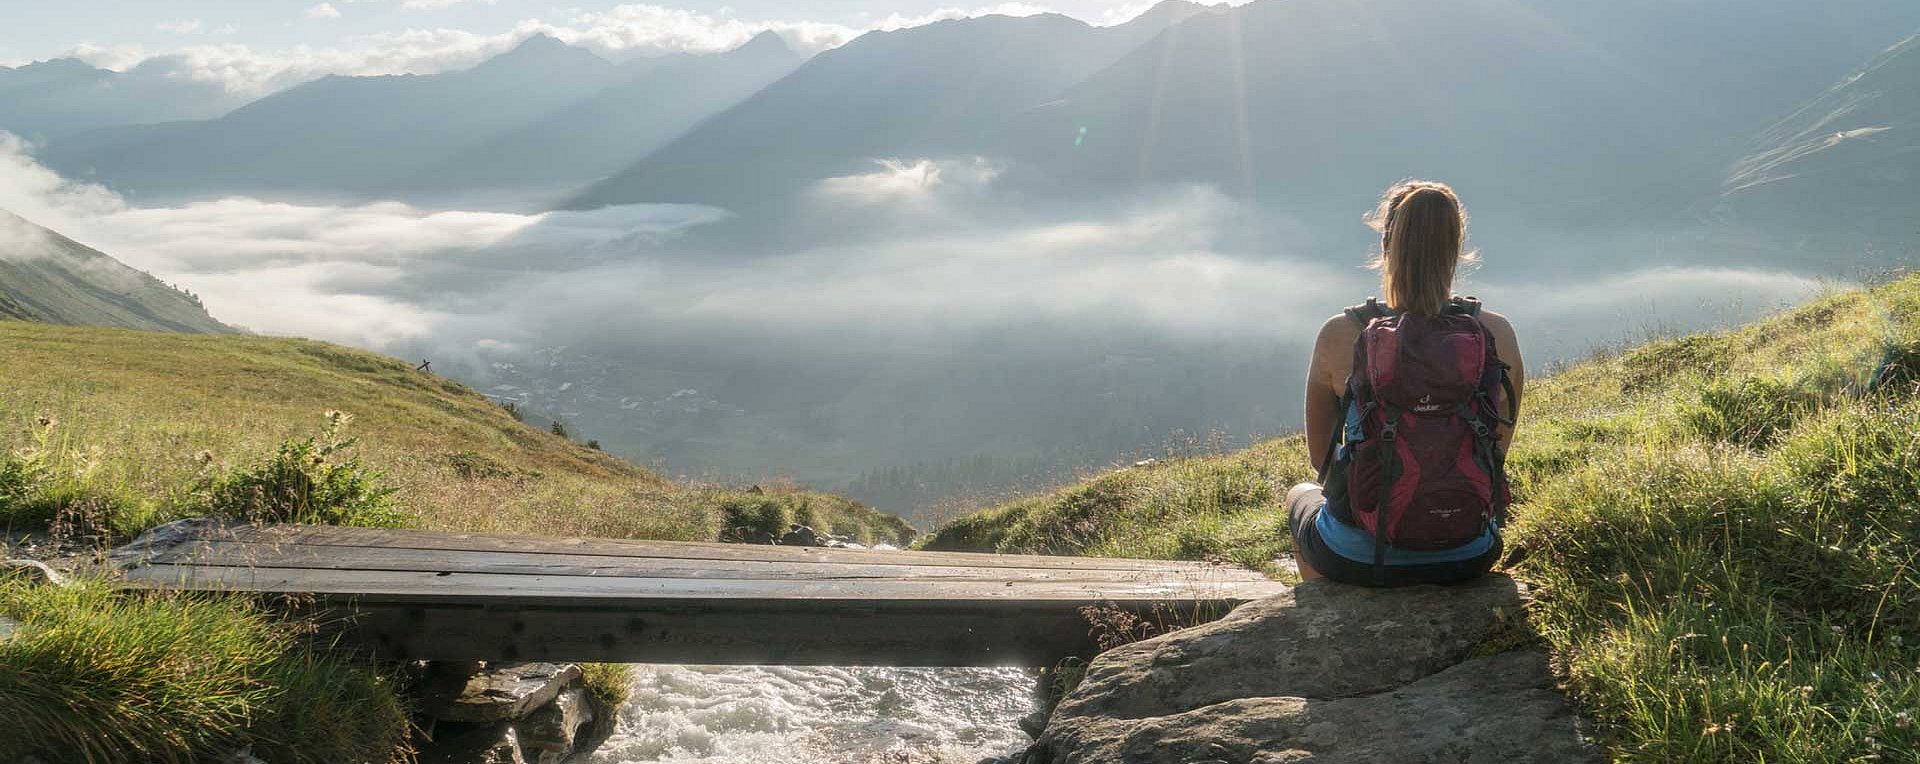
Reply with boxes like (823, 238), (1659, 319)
(1366, 181), (1474, 316)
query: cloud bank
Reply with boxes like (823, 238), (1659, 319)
(56, 2), (1113, 97)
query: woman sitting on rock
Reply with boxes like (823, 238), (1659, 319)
(1287, 180), (1525, 587)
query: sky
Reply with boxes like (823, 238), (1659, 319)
(0, 0), (1199, 93)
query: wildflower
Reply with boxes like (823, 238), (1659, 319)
(33, 413), (54, 429)
(1833, 624), (1846, 636)
(1895, 711), (1913, 730)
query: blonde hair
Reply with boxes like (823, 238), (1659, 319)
(1365, 180), (1475, 316)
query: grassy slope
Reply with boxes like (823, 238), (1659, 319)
(0, 321), (913, 764)
(0, 212), (231, 335)
(0, 320), (914, 544)
(926, 273), (1920, 762)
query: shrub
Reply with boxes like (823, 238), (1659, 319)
(0, 434), (50, 527)
(199, 412), (406, 527)
(717, 496), (792, 541)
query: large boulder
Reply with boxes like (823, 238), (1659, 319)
(515, 685), (596, 764)
(1031, 576), (1600, 764)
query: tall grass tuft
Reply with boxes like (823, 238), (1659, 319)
(0, 576), (411, 764)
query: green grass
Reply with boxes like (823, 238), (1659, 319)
(928, 272), (1920, 762)
(922, 438), (1314, 574)
(0, 575), (412, 764)
(0, 321), (913, 546)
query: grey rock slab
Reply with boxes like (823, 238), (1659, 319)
(1039, 650), (1598, 764)
(1055, 576), (1527, 722)
(421, 662), (583, 724)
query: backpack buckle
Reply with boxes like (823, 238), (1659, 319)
(1381, 422), (1397, 442)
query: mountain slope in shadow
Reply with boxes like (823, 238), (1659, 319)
(567, 2), (1217, 210)
(0, 211), (230, 334)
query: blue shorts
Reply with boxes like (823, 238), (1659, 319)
(1286, 485), (1501, 587)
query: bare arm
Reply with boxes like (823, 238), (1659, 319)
(1479, 310), (1527, 453)
(1304, 315), (1354, 474)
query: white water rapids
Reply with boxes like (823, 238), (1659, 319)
(585, 665), (1036, 763)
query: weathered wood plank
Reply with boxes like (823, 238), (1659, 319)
(150, 541), (1230, 584)
(224, 525), (1229, 574)
(124, 564), (1285, 603)
(115, 523), (1289, 665)
(311, 598), (1209, 665)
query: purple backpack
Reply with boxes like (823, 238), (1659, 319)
(1320, 297), (1516, 581)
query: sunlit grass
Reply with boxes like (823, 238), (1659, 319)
(0, 322), (913, 546)
(0, 575), (412, 764)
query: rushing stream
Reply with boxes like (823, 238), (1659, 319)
(586, 665), (1036, 763)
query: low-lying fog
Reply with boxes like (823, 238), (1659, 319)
(0, 138), (1836, 522)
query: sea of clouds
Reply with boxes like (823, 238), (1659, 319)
(0, 132), (1831, 365)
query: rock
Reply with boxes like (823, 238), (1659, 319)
(1033, 576), (1600, 764)
(779, 524), (824, 547)
(514, 685), (595, 764)
(419, 662), (583, 724)
(1, 559), (64, 587)
(106, 517), (228, 569)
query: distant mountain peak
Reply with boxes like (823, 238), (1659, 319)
(478, 33), (609, 71)
(734, 30), (794, 57)
(1114, 0), (1218, 32)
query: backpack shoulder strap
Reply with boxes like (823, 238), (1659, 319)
(1343, 297), (1393, 326)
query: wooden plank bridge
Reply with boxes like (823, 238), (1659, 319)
(112, 520), (1289, 666)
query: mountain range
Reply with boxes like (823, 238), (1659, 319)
(1719, 31), (1920, 262)
(22, 0), (1920, 242)
(0, 211), (230, 333)
(0, 57), (240, 142)
(576, 0), (1920, 232)
(33, 33), (802, 205)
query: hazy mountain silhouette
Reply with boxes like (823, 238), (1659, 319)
(39, 35), (788, 204)
(411, 31), (803, 195)
(567, 3), (1218, 210)
(0, 211), (231, 333)
(575, 0), (1920, 224)
(1719, 32), (1920, 261)
(0, 58), (239, 141)
(993, 0), (1920, 227)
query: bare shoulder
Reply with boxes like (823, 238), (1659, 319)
(1476, 309), (1525, 363)
(1313, 313), (1359, 356)
(1476, 309), (1517, 336)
